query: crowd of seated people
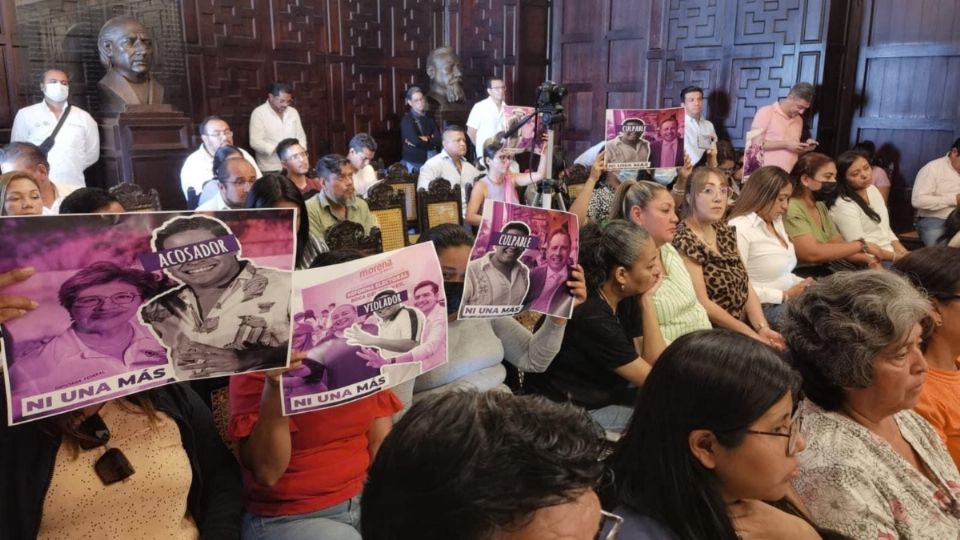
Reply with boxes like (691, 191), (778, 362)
(4, 72), (960, 540)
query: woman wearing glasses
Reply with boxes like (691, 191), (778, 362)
(610, 329), (837, 539)
(672, 167), (784, 348)
(464, 136), (548, 227)
(781, 270), (960, 538)
(8, 261), (170, 401)
(894, 247), (960, 469)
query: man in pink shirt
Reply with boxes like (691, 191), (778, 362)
(750, 82), (818, 173)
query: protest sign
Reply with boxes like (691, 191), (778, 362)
(501, 106), (547, 155)
(604, 108), (685, 171)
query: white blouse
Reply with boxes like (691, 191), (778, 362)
(829, 185), (899, 251)
(728, 212), (802, 304)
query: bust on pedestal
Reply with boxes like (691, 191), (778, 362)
(424, 47), (470, 128)
(96, 15), (190, 210)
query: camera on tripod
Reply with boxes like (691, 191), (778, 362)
(535, 81), (567, 127)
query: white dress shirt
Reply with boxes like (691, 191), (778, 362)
(829, 185), (899, 251)
(196, 191), (231, 211)
(417, 150), (480, 215)
(912, 155), (960, 220)
(353, 164), (379, 197)
(179, 144), (260, 198)
(248, 100), (308, 172)
(43, 182), (78, 214)
(683, 112), (716, 164)
(10, 101), (100, 187)
(467, 96), (506, 148)
(729, 212), (802, 304)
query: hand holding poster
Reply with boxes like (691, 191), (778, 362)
(282, 242), (447, 415)
(0, 210), (295, 425)
(604, 108), (685, 171)
(459, 200), (579, 320)
(501, 105), (547, 155)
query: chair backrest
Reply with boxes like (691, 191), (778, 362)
(197, 179), (220, 206)
(371, 158), (386, 180)
(110, 183), (162, 211)
(186, 187), (200, 210)
(384, 162), (418, 225)
(325, 220), (383, 255)
(418, 178), (463, 231)
(366, 182), (409, 252)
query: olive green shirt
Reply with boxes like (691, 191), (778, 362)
(784, 198), (839, 243)
(305, 190), (379, 245)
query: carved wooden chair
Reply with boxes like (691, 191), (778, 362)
(365, 181), (409, 252)
(325, 220), (383, 255)
(110, 183), (162, 211)
(384, 162), (418, 229)
(371, 158), (386, 180)
(418, 178), (463, 232)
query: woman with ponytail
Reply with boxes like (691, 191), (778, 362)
(526, 219), (665, 432)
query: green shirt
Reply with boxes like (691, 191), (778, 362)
(653, 243), (712, 343)
(784, 198), (839, 243)
(305, 191), (379, 245)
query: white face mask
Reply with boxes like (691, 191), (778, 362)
(43, 82), (69, 103)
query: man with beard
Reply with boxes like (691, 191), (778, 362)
(604, 118), (651, 169)
(197, 158), (257, 211)
(305, 153), (379, 245)
(425, 47), (466, 111)
(461, 221), (531, 310)
(140, 215), (291, 379)
(276, 137), (322, 196)
(249, 82), (308, 173)
(524, 228), (575, 316)
(96, 16), (167, 113)
(180, 116), (260, 200)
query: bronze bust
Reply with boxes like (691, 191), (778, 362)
(425, 47), (467, 114)
(97, 15), (170, 113)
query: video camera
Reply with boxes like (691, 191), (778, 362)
(535, 80), (567, 127)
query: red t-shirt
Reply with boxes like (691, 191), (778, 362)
(228, 372), (402, 516)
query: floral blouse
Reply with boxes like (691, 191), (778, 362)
(586, 182), (616, 225)
(794, 401), (960, 539)
(672, 221), (750, 319)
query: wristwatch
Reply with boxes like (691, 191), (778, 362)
(857, 238), (868, 253)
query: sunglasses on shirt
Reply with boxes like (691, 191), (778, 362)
(77, 413), (136, 485)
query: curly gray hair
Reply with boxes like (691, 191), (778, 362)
(779, 269), (929, 410)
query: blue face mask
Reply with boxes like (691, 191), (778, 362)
(444, 281), (464, 314)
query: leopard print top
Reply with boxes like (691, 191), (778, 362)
(672, 221), (750, 319)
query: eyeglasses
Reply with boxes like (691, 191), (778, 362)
(77, 413), (136, 485)
(744, 408), (804, 456)
(596, 510), (624, 540)
(74, 291), (141, 308)
(224, 180), (257, 188)
(700, 186), (731, 198)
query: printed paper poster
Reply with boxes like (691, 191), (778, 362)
(604, 108), (685, 171)
(282, 242), (447, 415)
(501, 105), (547, 155)
(459, 200), (579, 320)
(743, 127), (765, 181)
(0, 210), (296, 425)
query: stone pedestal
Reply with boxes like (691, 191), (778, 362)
(97, 111), (191, 210)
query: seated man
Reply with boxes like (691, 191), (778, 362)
(361, 390), (608, 540)
(180, 115), (260, 201)
(417, 125), (480, 192)
(59, 187), (125, 214)
(276, 137), (322, 195)
(912, 137), (960, 246)
(347, 132), (380, 197)
(140, 215), (290, 379)
(305, 154), (379, 245)
(197, 156), (257, 211)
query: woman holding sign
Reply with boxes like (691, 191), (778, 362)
(465, 136), (549, 227)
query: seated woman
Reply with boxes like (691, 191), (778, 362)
(609, 179), (711, 342)
(525, 220), (665, 432)
(852, 140), (891, 202)
(827, 151), (908, 264)
(786, 152), (883, 277)
(246, 173), (328, 269)
(0, 270), (243, 539)
(465, 136), (548, 226)
(671, 167), (784, 348)
(568, 152), (620, 225)
(727, 166), (812, 327)
(780, 269), (960, 538)
(611, 329), (841, 539)
(894, 247), (960, 469)
(395, 224), (585, 409)
(1, 170), (43, 216)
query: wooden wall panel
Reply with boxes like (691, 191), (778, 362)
(552, 0), (833, 161)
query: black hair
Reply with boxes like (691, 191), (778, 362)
(349, 133), (378, 153)
(310, 249), (365, 268)
(481, 136), (506, 169)
(830, 150), (880, 223)
(213, 145), (244, 182)
(153, 215), (231, 251)
(578, 220), (652, 293)
(373, 289), (398, 302)
(58, 187), (121, 215)
(268, 81), (293, 96)
(244, 173), (310, 267)
(500, 221), (531, 236)
(893, 246), (960, 304)
(414, 280), (439, 294)
(275, 138), (302, 161)
(198, 115), (225, 137)
(0, 141), (49, 170)
(611, 329), (801, 540)
(485, 77), (504, 90)
(680, 85), (704, 101)
(938, 208), (960, 245)
(404, 86), (423, 101)
(314, 154), (349, 179)
(443, 124), (466, 136)
(417, 223), (474, 251)
(362, 390), (605, 540)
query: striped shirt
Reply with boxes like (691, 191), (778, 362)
(653, 243), (711, 342)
